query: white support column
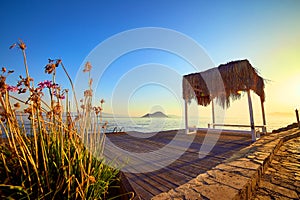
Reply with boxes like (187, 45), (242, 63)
(211, 98), (215, 129)
(247, 90), (256, 141)
(260, 98), (267, 134)
(184, 99), (189, 134)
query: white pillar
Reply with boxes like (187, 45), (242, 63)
(247, 90), (256, 141)
(260, 98), (267, 134)
(211, 98), (215, 128)
(184, 99), (188, 134)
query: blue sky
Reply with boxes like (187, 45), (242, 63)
(1, 0), (300, 117)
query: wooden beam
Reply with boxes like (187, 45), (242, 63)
(211, 98), (215, 128)
(208, 123), (265, 128)
(184, 99), (188, 134)
(247, 90), (256, 141)
(260, 98), (267, 134)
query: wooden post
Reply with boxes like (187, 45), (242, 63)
(184, 99), (189, 134)
(295, 109), (300, 129)
(247, 90), (256, 141)
(260, 98), (267, 134)
(211, 98), (215, 128)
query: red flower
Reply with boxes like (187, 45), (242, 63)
(38, 80), (58, 89)
(7, 85), (19, 92)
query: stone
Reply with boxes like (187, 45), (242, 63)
(228, 158), (261, 170)
(207, 170), (250, 190)
(196, 172), (216, 185)
(151, 192), (171, 200)
(252, 194), (272, 200)
(195, 183), (238, 200)
(215, 163), (257, 178)
(168, 189), (184, 199)
(294, 181), (300, 192)
(177, 188), (203, 199)
(260, 180), (298, 199)
(266, 167), (276, 173)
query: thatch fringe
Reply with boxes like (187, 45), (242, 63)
(183, 59), (265, 108)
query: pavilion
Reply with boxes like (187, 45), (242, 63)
(182, 59), (266, 141)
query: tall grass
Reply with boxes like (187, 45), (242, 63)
(0, 40), (122, 199)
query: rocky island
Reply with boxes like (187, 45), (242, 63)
(141, 111), (168, 118)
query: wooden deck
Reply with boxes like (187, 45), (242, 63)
(105, 129), (252, 199)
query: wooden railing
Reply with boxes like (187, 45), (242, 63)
(208, 123), (267, 134)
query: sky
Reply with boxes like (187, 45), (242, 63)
(0, 0), (300, 120)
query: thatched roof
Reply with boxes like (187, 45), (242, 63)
(183, 59), (265, 108)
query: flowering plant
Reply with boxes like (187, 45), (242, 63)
(0, 40), (123, 199)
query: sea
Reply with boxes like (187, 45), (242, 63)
(103, 114), (296, 133)
(7, 113), (297, 135)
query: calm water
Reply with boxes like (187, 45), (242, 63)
(12, 113), (296, 134)
(104, 114), (296, 133)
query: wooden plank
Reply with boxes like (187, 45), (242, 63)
(105, 130), (252, 199)
(209, 123), (265, 128)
